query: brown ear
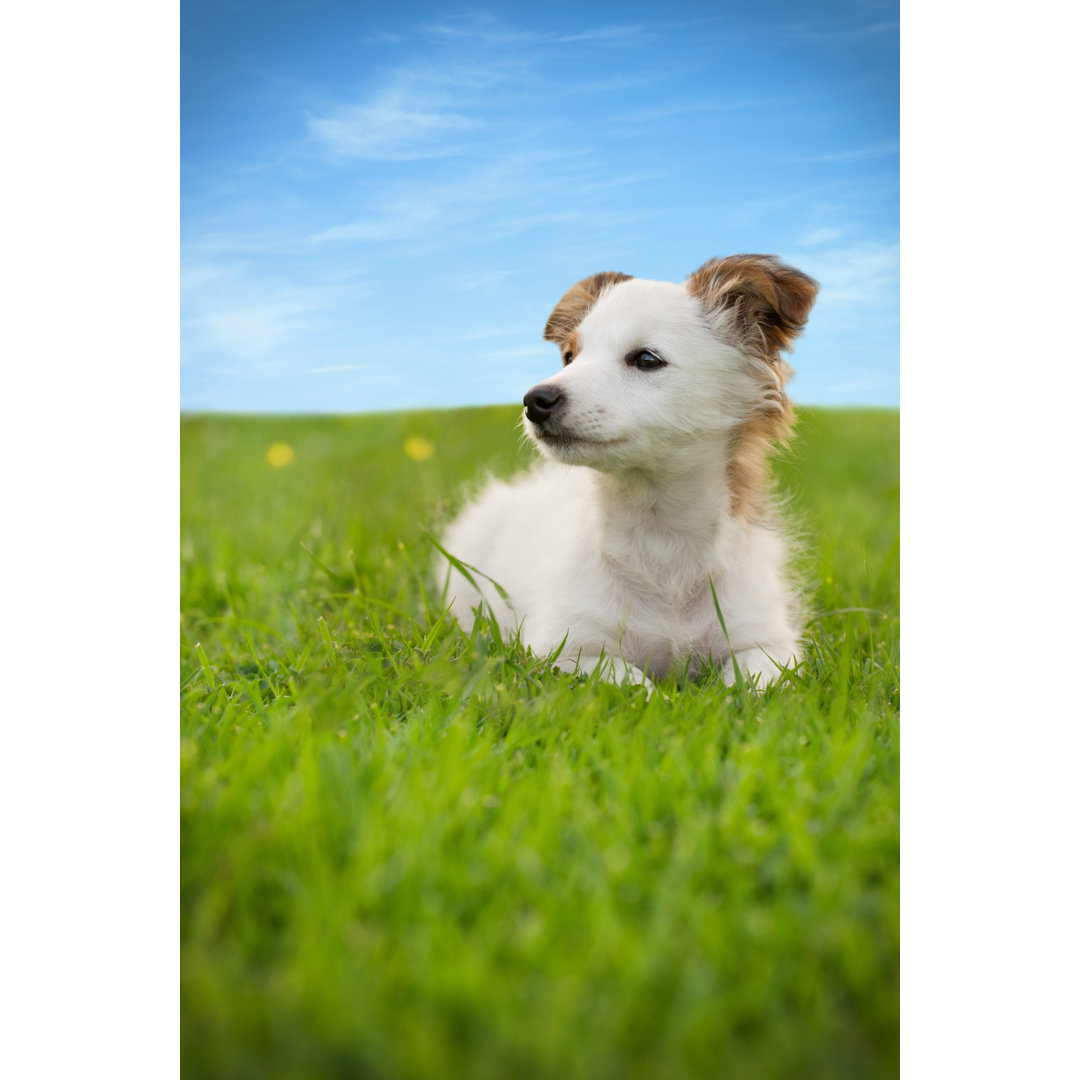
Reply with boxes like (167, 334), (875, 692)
(685, 255), (818, 357)
(543, 271), (633, 343)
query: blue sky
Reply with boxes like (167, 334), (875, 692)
(180, 0), (898, 412)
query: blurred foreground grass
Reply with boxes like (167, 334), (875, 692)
(181, 406), (899, 1080)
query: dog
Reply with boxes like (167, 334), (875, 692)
(439, 254), (818, 689)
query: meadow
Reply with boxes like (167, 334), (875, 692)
(180, 405), (899, 1079)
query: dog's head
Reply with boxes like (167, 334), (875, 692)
(524, 255), (817, 511)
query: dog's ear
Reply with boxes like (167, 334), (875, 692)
(543, 271), (633, 343)
(686, 255), (818, 357)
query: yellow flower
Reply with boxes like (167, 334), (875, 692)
(266, 442), (295, 468)
(404, 435), (434, 461)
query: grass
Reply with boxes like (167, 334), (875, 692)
(180, 405), (899, 1080)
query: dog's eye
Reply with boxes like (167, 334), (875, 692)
(562, 351), (573, 366)
(628, 349), (666, 371)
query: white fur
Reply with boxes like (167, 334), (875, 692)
(439, 272), (806, 689)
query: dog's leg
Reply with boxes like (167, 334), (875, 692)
(722, 645), (798, 690)
(554, 652), (656, 693)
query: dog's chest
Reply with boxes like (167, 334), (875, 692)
(610, 584), (726, 676)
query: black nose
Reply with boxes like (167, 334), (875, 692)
(524, 384), (564, 424)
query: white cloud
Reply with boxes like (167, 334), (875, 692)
(420, 12), (648, 48)
(307, 86), (479, 161)
(785, 20), (899, 43)
(791, 242), (899, 308)
(793, 140), (900, 164)
(803, 226), (844, 244)
(454, 270), (517, 293)
(611, 98), (763, 125)
(311, 200), (444, 243)
(197, 304), (307, 358)
(305, 11), (664, 164)
(180, 262), (333, 362)
(782, 241), (899, 354)
(308, 147), (647, 248)
(455, 326), (521, 341)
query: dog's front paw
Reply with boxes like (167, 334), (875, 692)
(722, 646), (796, 690)
(555, 654), (658, 696)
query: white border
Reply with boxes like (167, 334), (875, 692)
(903, 2), (1079, 1077)
(2, 2), (178, 1077)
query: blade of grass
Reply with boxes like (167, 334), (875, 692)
(300, 542), (352, 590)
(194, 642), (217, 693)
(708, 576), (745, 690)
(424, 531), (511, 602)
(317, 616), (338, 665)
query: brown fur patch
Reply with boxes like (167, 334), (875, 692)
(685, 255), (816, 520)
(726, 393), (795, 521)
(543, 271), (633, 346)
(685, 254), (818, 359)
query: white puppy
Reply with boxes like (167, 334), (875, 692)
(440, 255), (818, 688)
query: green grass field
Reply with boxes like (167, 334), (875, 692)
(180, 406), (899, 1080)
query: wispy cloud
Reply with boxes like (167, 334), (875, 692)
(310, 200), (444, 243)
(308, 149), (653, 247)
(802, 226), (844, 245)
(181, 262), (342, 363)
(420, 12), (650, 48)
(307, 86), (480, 161)
(611, 98), (764, 125)
(722, 179), (872, 227)
(306, 23), (534, 163)
(785, 19), (899, 43)
(454, 270), (518, 293)
(305, 12), (670, 164)
(788, 241), (899, 310)
(454, 326), (521, 341)
(791, 139), (899, 165)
